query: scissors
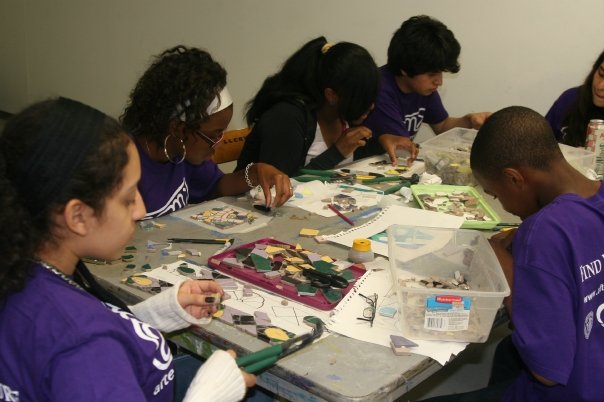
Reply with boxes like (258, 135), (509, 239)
(300, 267), (349, 289)
(236, 318), (324, 373)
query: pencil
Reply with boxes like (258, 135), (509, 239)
(327, 204), (354, 226)
(167, 238), (234, 244)
(494, 222), (520, 228)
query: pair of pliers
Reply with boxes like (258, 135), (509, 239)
(294, 169), (355, 184)
(236, 319), (324, 373)
(381, 173), (421, 195)
(358, 175), (403, 184)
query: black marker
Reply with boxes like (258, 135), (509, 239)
(167, 238), (234, 245)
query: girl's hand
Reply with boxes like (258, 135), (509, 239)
(177, 280), (224, 320)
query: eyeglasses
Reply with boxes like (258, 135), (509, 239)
(357, 293), (378, 327)
(195, 129), (224, 149)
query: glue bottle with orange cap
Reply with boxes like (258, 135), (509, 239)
(348, 238), (375, 263)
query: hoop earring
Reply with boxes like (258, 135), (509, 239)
(163, 134), (186, 164)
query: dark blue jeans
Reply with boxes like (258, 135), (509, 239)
(420, 335), (524, 402)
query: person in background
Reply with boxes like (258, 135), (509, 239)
(363, 15), (491, 165)
(235, 36), (387, 177)
(423, 106), (604, 401)
(545, 49), (604, 146)
(121, 46), (292, 219)
(0, 97), (255, 401)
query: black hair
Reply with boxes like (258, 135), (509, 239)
(245, 36), (379, 124)
(121, 45), (227, 145)
(561, 49), (604, 147)
(387, 15), (460, 77)
(471, 106), (563, 180)
(0, 98), (130, 302)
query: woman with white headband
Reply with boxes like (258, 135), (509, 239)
(121, 45), (292, 219)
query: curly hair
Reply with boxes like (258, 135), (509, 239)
(121, 45), (227, 146)
(387, 15), (461, 77)
(561, 49), (604, 147)
(0, 98), (130, 303)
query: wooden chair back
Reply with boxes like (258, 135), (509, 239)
(212, 127), (251, 164)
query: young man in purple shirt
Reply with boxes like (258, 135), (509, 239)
(423, 106), (604, 401)
(363, 16), (490, 164)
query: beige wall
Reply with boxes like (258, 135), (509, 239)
(1, 0), (604, 131)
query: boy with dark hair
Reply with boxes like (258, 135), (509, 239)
(423, 106), (604, 401)
(363, 15), (490, 164)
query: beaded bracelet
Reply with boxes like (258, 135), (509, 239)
(244, 162), (255, 188)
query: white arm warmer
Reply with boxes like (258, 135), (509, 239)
(129, 280), (210, 332)
(182, 349), (247, 402)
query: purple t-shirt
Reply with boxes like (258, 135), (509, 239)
(502, 182), (604, 402)
(545, 87), (579, 142)
(0, 264), (174, 401)
(363, 65), (448, 139)
(136, 141), (224, 218)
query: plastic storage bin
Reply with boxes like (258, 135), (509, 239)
(420, 128), (597, 185)
(387, 225), (510, 343)
(410, 184), (501, 230)
(559, 142), (596, 177)
(420, 128), (478, 185)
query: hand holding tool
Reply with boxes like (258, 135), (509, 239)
(236, 319), (324, 373)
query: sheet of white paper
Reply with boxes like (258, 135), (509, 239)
(320, 205), (464, 257)
(144, 261), (214, 283)
(288, 180), (383, 217)
(327, 259), (468, 365)
(144, 261), (330, 336)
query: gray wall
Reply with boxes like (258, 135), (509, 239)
(2, 0), (604, 132)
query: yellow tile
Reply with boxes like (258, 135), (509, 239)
(299, 228), (319, 237)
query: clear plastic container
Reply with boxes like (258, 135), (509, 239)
(559, 142), (596, 177)
(420, 128), (596, 184)
(420, 128), (478, 185)
(387, 225), (510, 343)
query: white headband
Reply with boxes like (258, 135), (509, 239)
(173, 86), (233, 121)
(206, 86), (233, 115)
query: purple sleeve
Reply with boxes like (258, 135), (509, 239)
(188, 161), (224, 203)
(511, 227), (575, 385)
(48, 336), (150, 401)
(545, 87), (579, 141)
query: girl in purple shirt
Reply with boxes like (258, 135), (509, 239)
(545, 49), (604, 146)
(0, 98), (255, 401)
(121, 46), (292, 219)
